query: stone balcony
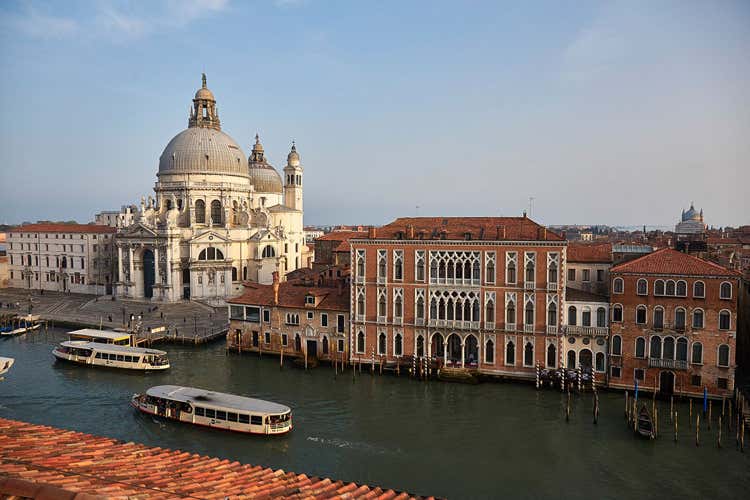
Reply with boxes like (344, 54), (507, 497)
(648, 358), (688, 370)
(427, 319), (481, 330)
(563, 325), (608, 337)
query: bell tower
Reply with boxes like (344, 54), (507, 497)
(188, 73), (221, 130)
(283, 141), (303, 211)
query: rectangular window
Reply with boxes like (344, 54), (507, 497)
(568, 269), (576, 281)
(582, 269), (590, 282)
(238, 414), (250, 424)
(133, 357), (140, 364)
(228, 412), (238, 422)
(282, 334), (288, 346)
(124, 356), (132, 363)
(264, 331), (271, 344)
(717, 378), (728, 390)
(95, 352), (102, 359)
(263, 309), (270, 323)
(691, 375), (701, 387)
(597, 269), (604, 282)
(230, 306), (244, 320)
(251, 415), (263, 426)
(205, 409), (216, 419)
(307, 311), (314, 320)
(321, 313), (328, 327)
(216, 410), (227, 420)
(338, 339), (345, 352)
(337, 314), (345, 333)
(245, 306), (260, 322)
(116, 355), (124, 361)
(634, 368), (645, 381)
(195, 407), (205, 417)
(610, 366), (621, 378)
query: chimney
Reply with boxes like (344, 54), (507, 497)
(272, 271), (279, 305)
(496, 226), (506, 240)
(368, 226), (377, 239)
(407, 224), (415, 239)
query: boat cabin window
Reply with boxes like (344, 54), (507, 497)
(124, 356), (132, 362)
(216, 411), (227, 420)
(227, 412), (238, 422)
(205, 409), (216, 419)
(238, 414), (250, 424)
(251, 415), (262, 425)
(195, 407), (205, 416)
(116, 355), (124, 361)
(95, 352), (103, 359)
(133, 357), (141, 363)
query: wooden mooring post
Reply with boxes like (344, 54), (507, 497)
(674, 410), (678, 443)
(654, 406), (659, 439)
(708, 400), (712, 430)
(689, 399), (693, 429)
(696, 414), (700, 447)
(625, 391), (629, 420)
(670, 396), (674, 423)
(593, 392), (599, 425)
(279, 344), (284, 370)
(566, 390), (571, 422)
(718, 416), (722, 448)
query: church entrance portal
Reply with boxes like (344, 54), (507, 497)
(142, 249), (155, 299)
(182, 269), (191, 299)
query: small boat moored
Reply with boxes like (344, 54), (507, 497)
(52, 341), (170, 371)
(0, 356), (14, 376)
(636, 404), (655, 439)
(131, 385), (292, 435)
(1, 315), (41, 336)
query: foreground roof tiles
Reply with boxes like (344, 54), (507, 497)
(0, 418), (435, 499)
(610, 248), (741, 277)
(566, 242), (612, 263)
(9, 223), (116, 234)
(229, 282), (349, 311)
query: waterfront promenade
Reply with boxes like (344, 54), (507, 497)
(0, 418), (429, 499)
(0, 288), (228, 344)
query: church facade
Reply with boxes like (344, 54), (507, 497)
(115, 75), (305, 303)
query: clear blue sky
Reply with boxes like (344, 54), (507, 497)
(1, 0), (748, 228)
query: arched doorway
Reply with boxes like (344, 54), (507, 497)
(142, 249), (155, 299)
(431, 333), (444, 359)
(659, 371), (675, 396)
(447, 334), (462, 364)
(464, 335), (478, 366)
(579, 349), (593, 370)
(567, 350), (576, 369)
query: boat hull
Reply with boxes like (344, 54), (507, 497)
(0, 357), (14, 376)
(1, 324), (41, 336)
(131, 395), (292, 436)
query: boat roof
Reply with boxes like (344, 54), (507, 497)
(60, 341), (166, 356)
(68, 329), (130, 340)
(145, 385), (290, 415)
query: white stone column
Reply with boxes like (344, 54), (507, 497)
(117, 245), (123, 281)
(153, 245), (160, 283)
(461, 339), (466, 368)
(166, 243), (172, 288)
(128, 245), (134, 283)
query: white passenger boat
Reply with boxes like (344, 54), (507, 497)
(52, 341), (170, 371)
(1, 315), (41, 336)
(67, 328), (132, 345)
(131, 385), (293, 435)
(0, 357), (14, 376)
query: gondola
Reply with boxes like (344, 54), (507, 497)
(636, 404), (655, 439)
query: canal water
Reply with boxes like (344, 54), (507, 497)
(1, 329), (747, 499)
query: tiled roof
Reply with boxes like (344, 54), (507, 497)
(316, 230), (368, 242)
(567, 242), (612, 263)
(565, 287), (609, 303)
(0, 418), (433, 499)
(229, 282), (350, 311)
(610, 248), (741, 277)
(9, 223), (116, 234)
(333, 240), (350, 252)
(360, 217), (563, 242)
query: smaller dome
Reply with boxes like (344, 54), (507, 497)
(287, 141), (300, 167)
(248, 134), (283, 194)
(195, 87), (215, 101)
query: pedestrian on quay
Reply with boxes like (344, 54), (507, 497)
(108, 315), (112, 322)
(160, 311), (164, 319)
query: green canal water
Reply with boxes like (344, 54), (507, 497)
(1, 328), (748, 499)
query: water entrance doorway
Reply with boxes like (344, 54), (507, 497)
(142, 249), (155, 299)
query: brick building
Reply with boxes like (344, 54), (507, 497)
(312, 229), (368, 270)
(350, 217), (566, 380)
(227, 273), (349, 364)
(6, 224), (117, 294)
(566, 242), (613, 296)
(608, 248), (741, 398)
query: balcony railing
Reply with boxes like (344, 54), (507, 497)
(650, 322), (687, 334)
(377, 276), (387, 285)
(546, 325), (558, 335)
(648, 358), (688, 370)
(547, 283), (558, 292)
(524, 282), (535, 290)
(485, 321), (495, 330)
(356, 314), (365, 323)
(393, 317), (403, 325)
(429, 277), (481, 287)
(355, 275), (364, 284)
(505, 323), (516, 332)
(415, 318), (424, 326)
(563, 325), (608, 337)
(524, 324), (534, 333)
(427, 319), (479, 330)
(377, 315), (387, 324)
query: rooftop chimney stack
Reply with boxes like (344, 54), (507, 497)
(368, 226), (377, 239)
(272, 271), (280, 305)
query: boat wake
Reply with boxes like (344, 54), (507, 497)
(306, 436), (400, 455)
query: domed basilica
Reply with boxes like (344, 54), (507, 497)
(115, 75), (305, 303)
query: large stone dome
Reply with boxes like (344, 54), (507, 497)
(158, 127), (248, 178)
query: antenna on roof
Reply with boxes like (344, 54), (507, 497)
(528, 197), (535, 219)
(415, 205), (420, 217)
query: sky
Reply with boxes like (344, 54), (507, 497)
(0, 0), (748, 228)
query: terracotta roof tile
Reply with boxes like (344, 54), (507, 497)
(566, 242), (612, 263)
(229, 282), (349, 311)
(9, 223), (116, 234)
(359, 217), (564, 242)
(610, 248), (741, 277)
(316, 230), (369, 241)
(0, 418), (434, 499)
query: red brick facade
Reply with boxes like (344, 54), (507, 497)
(350, 217), (566, 380)
(608, 248), (741, 398)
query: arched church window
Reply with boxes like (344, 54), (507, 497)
(210, 200), (222, 225)
(165, 199), (172, 210)
(232, 201), (239, 225)
(195, 200), (206, 224)
(262, 246), (276, 258)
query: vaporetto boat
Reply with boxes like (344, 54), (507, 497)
(131, 385), (293, 435)
(52, 341), (170, 371)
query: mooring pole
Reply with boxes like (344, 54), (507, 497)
(696, 414), (700, 447)
(674, 410), (678, 443)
